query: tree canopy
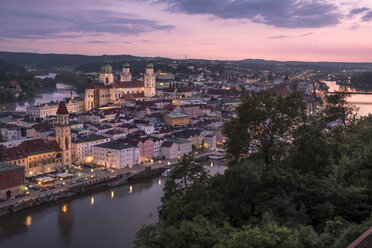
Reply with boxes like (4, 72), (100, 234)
(135, 91), (372, 248)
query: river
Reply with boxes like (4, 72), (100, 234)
(0, 161), (226, 248)
(3, 83), (80, 112)
(323, 81), (372, 116)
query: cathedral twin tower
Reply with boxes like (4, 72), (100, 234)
(85, 62), (156, 111)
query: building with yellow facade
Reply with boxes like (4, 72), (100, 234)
(165, 113), (190, 126)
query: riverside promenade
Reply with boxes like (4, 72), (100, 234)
(0, 151), (213, 216)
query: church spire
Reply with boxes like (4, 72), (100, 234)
(56, 101), (69, 115)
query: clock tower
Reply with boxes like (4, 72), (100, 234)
(55, 101), (72, 168)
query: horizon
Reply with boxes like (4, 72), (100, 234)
(2, 50), (372, 64)
(1, 0), (372, 62)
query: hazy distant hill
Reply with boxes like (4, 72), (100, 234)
(1, 51), (372, 72)
(240, 58), (372, 70)
(0, 52), (146, 71)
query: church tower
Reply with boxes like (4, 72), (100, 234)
(55, 101), (72, 168)
(144, 64), (156, 97)
(120, 63), (132, 82)
(99, 62), (114, 85)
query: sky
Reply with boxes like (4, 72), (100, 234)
(0, 0), (372, 62)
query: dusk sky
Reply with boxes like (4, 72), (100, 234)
(1, 0), (372, 62)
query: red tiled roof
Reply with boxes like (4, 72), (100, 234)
(0, 139), (62, 161)
(18, 139), (62, 155)
(113, 81), (144, 89)
(56, 101), (69, 115)
(122, 92), (145, 101)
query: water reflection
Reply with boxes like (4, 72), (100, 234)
(158, 178), (162, 185)
(4, 84), (80, 112)
(58, 202), (73, 239)
(323, 81), (372, 116)
(0, 162), (226, 248)
(25, 216), (32, 227)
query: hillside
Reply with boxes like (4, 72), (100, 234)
(1, 51), (372, 73)
(0, 52), (146, 71)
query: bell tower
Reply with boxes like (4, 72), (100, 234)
(55, 101), (72, 168)
(144, 64), (156, 97)
(120, 63), (132, 82)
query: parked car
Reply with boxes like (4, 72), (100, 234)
(40, 188), (47, 192)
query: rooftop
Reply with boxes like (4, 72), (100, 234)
(167, 112), (189, 119)
(56, 101), (69, 115)
(72, 134), (108, 144)
(0, 162), (24, 173)
(94, 141), (136, 150)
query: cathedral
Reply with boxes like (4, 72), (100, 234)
(85, 63), (156, 111)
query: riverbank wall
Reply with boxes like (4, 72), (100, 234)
(0, 152), (212, 217)
(0, 167), (166, 217)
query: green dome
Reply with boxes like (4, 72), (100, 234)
(122, 63), (130, 68)
(101, 62), (112, 73)
(146, 63), (154, 68)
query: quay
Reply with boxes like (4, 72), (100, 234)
(0, 151), (212, 217)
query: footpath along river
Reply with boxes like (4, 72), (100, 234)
(0, 160), (226, 248)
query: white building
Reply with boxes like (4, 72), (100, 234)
(161, 138), (192, 159)
(71, 134), (110, 164)
(204, 134), (217, 150)
(138, 124), (155, 135)
(92, 141), (140, 169)
(26, 99), (83, 118)
(151, 138), (164, 159)
(0, 126), (22, 141)
(161, 141), (178, 160)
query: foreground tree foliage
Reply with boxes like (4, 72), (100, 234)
(135, 92), (372, 248)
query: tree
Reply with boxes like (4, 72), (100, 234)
(323, 87), (359, 129)
(224, 91), (306, 166)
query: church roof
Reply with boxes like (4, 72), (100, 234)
(56, 101), (69, 115)
(101, 62), (112, 73)
(113, 81), (144, 89)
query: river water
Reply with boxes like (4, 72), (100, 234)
(0, 161), (226, 248)
(323, 81), (372, 116)
(3, 83), (80, 112)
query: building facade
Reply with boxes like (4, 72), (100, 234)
(71, 135), (110, 164)
(0, 138), (63, 175)
(26, 98), (84, 118)
(85, 63), (156, 111)
(92, 141), (140, 169)
(55, 101), (72, 168)
(0, 162), (24, 199)
(165, 113), (190, 126)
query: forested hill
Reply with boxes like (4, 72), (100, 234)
(0, 52), (146, 71)
(0, 59), (27, 80)
(2, 51), (372, 72)
(0, 60), (55, 103)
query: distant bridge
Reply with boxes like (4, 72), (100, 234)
(328, 92), (372, 95)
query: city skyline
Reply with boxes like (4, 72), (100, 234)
(1, 0), (372, 62)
